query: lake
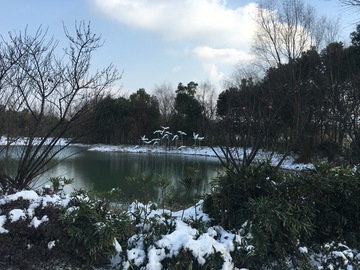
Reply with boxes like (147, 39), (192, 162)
(36, 147), (223, 202)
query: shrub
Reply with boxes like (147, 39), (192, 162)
(298, 163), (360, 245)
(314, 242), (360, 269)
(48, 176), (74, 193)
(60, 189), (134, 267)
(203, 162), (289, 229)
(0, 189), (76, 269)
(245, 196), (315, 267)
(203, 161), (360, 268)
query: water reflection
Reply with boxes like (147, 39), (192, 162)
(39, 147), (222, 202)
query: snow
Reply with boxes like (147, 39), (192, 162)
(113, 238), (122, 253)
(48, 240), (56, 250)
(0, 190), (71, 234)
(86, 144), (314, 171)
(29, 215), (49, 228)
(0, 140), (355, 268)
(0, 136), (68, 146)
(122, 200), (245, 269)
(126, 247), (146, 267)
(9, 209), (26, 222)
(4, 190), (39, 202)
(0, 215), (8, 233)
(1, 189), (360, 269)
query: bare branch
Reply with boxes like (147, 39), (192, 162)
(0, 22), (121, 191)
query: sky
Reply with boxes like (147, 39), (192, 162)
(1, 0), (359, 96)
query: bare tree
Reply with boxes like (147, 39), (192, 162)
(0, 22), (121, 191)
(252, 0), (339, 68)
(196, 80), (217, 121)
(338, 0), (360, 6)
(153, 81), (175, 125)
(312, 15), (341, 50)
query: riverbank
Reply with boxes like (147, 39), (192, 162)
(85, 144), (314, 171)
(0, 136), (314, 171)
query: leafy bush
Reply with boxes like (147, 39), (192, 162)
(48, 176), (74, 193)
(60, 189), (134, 267)
(297, 163), (360, 245)
(245, 196), (315, 267)
(203, 163), (289, 229)
(0, 183), (81, 269)
(0, 196), (72, 269)
(314, 242), (360, 269)
(203, 161), (360, 268)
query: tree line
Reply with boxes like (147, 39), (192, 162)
(1, 0), (359, 191)
(75, 23), (360, 165)
(71, 81), (216, 146)
(216, 25), (360, 165)
(4, 24), (360, 166)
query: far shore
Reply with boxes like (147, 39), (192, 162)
(80, 143), (314, 171)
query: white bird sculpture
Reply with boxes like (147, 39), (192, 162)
(140, 135), (148, 142)
(178, 131), (187, 147)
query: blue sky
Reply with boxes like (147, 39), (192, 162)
(1, 0), (358, 95)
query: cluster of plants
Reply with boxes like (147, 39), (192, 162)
(203, 162), (360, 268)
(0, 179), (128, 268)
(126, 166), (205, 209)
(2, 168), (360, 269)
(0, 178), (238, 269)
(0, 194), (70, 269)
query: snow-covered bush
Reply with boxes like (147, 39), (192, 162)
(120, 201), (244, 270)
(0, 189), (73, 269)
(203, 161), (360, 268)
(313, 242), (360, 269)
(60, 189), (133, 267)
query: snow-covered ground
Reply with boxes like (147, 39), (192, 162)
(0, 190), (358, 269)
(0, 190), (243, 269)
(0, 136), (69, 146)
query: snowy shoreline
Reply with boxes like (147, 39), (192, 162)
(85, 143), (314, 171)
(0, 135), (314, 171)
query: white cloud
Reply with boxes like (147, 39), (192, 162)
(92, 0), (258, 49)
(92, 0), (259, 90)
(203, 63), (226, 82)
(193, 46), (254, 64)
(191, 46), (254, 86)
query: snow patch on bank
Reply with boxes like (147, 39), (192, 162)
(87, 144), (314, 171)
(0, 136), (69, 146)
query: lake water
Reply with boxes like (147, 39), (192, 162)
(37, 147), (223, 202)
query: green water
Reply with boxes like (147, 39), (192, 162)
(38, 147), (222, 202)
